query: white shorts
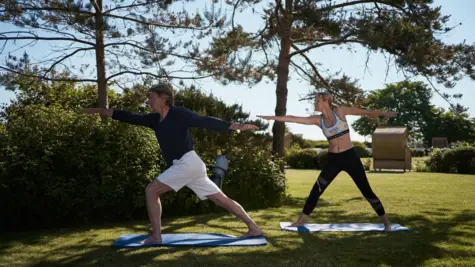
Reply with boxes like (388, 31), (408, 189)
(157, 150), (221, 200)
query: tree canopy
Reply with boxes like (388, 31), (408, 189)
(352, 80), (474, 145)
(0, 0), (229, 107)
(196, 0), (475, 162)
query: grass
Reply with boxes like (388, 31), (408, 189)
(1, 169), (474, 267)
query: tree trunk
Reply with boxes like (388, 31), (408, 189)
(95, 0), (108, 109)
(272, 0), (293, 172)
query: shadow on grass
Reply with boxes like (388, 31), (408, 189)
(367, 170), (407, 174)
(1, 204), (474, 267)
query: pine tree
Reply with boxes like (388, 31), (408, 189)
(197, 0), (475, 167)
(0, 0), (229, 108)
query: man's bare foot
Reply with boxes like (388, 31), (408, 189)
(140, 235), (162, 245)
(240, 226), (263, 238)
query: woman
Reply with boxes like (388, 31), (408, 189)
(257, 92), (397, 231)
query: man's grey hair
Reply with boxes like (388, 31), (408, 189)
(149, 83), (174, 106)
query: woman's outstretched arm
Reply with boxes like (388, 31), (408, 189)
(338, 106), (397, 117)
(257, 115), (320, 125)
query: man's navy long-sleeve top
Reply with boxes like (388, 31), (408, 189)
(111, 106), (232, 167)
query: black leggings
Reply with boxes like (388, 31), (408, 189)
(302, 147), (386, 216)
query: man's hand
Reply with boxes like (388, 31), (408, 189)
(81, 108), (113, 117)
(229, 123), (260, 131)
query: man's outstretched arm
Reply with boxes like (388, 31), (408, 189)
(81, 108), (158, 129)
(180, 108), (259, 132)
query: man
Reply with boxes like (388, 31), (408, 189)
(82, 83), (263, 244)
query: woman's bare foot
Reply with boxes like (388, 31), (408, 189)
(140, 235), (162, 245)
(289, 221), (305, 227)
(290, 213), (309, 227)
(384, 224), (392, 232)
(380, 214), (391, 232)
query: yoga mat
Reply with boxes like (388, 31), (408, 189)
(280, 222), (411, 232)
(112, 233), (268, 248)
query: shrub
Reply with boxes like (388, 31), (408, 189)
(362, 158), (371, 171)
(285, 149), (319, 169)
(411, 149), (425, 157)
(352, 141), (367, 148)
(353, 145), (372, 158)
(313, 140), (329, 148)
(0, 105), (162, 231)
(424, 147), (475, 174)
(0, 84), (286, 232)
(222, 147), (287, 210)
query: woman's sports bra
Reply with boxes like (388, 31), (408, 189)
(321, 109), (350, 140)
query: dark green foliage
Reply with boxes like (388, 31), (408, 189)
(353, 145), (372, 158)
(0, 80), (285, 232)
(285, 149), (319, 169)
(352, 81), (435, 139)
(285, 145), (370, 169)
(0, 105), (162, 231)
(411, 149), (426, 157)
(284, 149), (328, 170)
(423, 108), (475, 145)
(424, 147), (475, 174)
(352, 80), (475, 144)
(223, 147), (287, 210)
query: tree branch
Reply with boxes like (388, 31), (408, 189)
(231, 0), (242, 30)
(290, 43), (329, 87)
(0, 31), (96, 46)
(104, 1), (153, 14)
(319, 0), (376, 12)
(102, 13), (214, 30)
(0, 66), (97, 83)
(43, 47), (97, 77)
(103, 41), (203, 62)
(0, 5), (95, 16)
(105, 70), (214, 82)
(423, 75), (457, 110)
(289, 33), (357, 57)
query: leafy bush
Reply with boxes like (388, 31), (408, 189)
(285, 147), (370, 170)
(423, 147), (475, 174)
(0, 82), (285, 232)
(0, 105), (162, 231)
(411, 149), (425, 157)
(352, 141), (367, 148)
(222, 147), (287, 210)
(362, 158), (371, 171)
(285, 149), (319, 169)
(311, 140), (329, 148)
(310, 140), (366, 149)
(353, 145), (372, 158)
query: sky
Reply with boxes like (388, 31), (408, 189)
(1, 0), (474, 142)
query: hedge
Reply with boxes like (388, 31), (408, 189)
(420, 147), (475, 174)
(0, 86), (286, 232)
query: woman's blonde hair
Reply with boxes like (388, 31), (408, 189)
(316, 92), (338, 109)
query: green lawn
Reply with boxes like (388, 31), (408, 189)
(1, 170), (474, 267)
